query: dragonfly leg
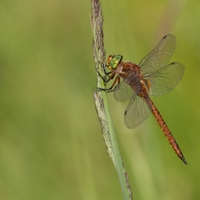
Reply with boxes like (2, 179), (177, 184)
(96, 69), (112, 82)
(96, 75), (120, 93)
(95, 62), (109, 81)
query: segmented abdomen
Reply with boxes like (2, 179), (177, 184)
(144, 95), (187, 164)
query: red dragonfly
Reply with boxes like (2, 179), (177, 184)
(99, 34), (187, 164)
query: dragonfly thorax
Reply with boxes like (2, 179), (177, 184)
(118, 61), (150, 97)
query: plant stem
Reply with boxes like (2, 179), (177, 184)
(91, 0), (133, 199)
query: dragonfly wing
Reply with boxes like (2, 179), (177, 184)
(113, 81), (134, 102)
(139, 34), (176, 75)
(124, 94), (151, 129)
(146, 62), (184, 96)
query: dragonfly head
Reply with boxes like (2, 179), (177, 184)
(107, 55), (123, 70)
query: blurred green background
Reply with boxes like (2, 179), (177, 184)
(0, 0), (199, 199)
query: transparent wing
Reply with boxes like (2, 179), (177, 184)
(113, 81), (134, 102)
(139, 34), (176, 75)
(124, 94), (151, 129)
(145, 62), (184, 96)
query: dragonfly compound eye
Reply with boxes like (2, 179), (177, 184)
(109, 55), (123, 69)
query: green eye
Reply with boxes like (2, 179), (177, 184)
(109, 55), (123, 69)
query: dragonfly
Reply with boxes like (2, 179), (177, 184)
(98, 34), (187, 164)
